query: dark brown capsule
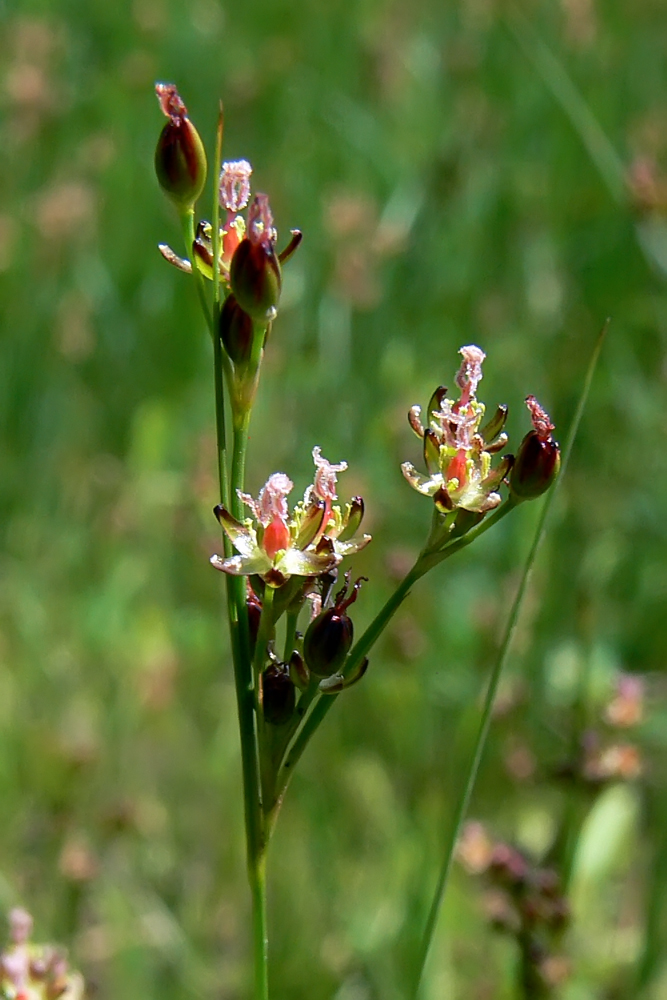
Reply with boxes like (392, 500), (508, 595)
(262, 663), (295, 725)
(219, 294), (254, 366)
(154, 84), (207, 212)
(303, 575), (365, 678)
(509, 431), (560, 501)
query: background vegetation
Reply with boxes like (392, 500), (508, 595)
(1, 0), (666, 996)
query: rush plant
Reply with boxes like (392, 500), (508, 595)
(154, 84), (566, 999)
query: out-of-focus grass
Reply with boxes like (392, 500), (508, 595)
(1, 1), (666, 998)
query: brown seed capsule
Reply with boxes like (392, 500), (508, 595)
(510, 396), (560, 501)
(219, 294), (254, 366)
(262, 663), (295, 725)
(510, 432), (560, 500)
(154, 84), (207, 213)
(303, 575), (365, 678)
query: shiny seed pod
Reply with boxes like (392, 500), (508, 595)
(303, 575), (365, 678)
(219, 294), (254, 366)
(154, 85), (207, 212)
(510, 431), (560, 501)
(262, 664), (295, 725)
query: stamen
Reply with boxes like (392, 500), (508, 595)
(455, 345), (486, 404)
(239, 472), (293, 525)
(219, 159), (253, 212)
(311, 446), (348, 503)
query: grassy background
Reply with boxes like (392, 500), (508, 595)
(1, 0), (667, 996)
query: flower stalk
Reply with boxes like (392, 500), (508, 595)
(154, 83), (567, 1000)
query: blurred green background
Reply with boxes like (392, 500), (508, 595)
(1, 0), (667, 997)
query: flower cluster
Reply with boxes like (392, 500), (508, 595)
(211, 447), (371, 588)
(155, 84), (302, 330)
(402, 345), (560, 519)
(402, 345), (513, 514)
(0, 908), (84, 1000)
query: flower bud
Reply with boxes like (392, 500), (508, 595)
(230, 195), (282, 323)
(219, 294), (254, 365)
(510, 397), (560, 501)
(154, 84), (207, 213)
(303, 575), (365, 678)
(262, 664), (295, 725)
(510, 432), (560, 500)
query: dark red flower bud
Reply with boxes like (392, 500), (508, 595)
(303, 575), (365, 678)
(262, 663), (295, 725)
(219, 294), (254, 366)
(154, 84), (207, 213)
(230, 195), (282, 323)
(510, 396), (561, 501)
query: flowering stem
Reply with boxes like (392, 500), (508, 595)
(410, 321), (607, 998)
(209, 308), (266, 996)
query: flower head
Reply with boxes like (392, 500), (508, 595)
(0, 909), (84, 1000)
(211, 449), (371, 587)
(401, 345), (513, 514)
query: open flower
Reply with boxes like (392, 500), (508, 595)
(401, 345), (513, 513)
(0, 908), (84, 1000)
(211, 448), (371, 587)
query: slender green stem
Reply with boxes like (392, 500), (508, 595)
(212, 103), (224, 309)
(182, 210), (213, 335)
(282, 608), (299, 663)
(213, 335), (231, 529)
(423, 499), (516, 566)
(253, 585), (275, 684)
(231, 414), (251, 516)
(411, 322), (608, 998)
(227, 397), (269, 998)
(410, 505), (549, 996)
(249, 851), (269, 1000)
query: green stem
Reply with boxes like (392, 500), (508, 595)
(249, 850), (269, 1000)
(254, 585), (275, 683)
(282, 608), (299, 663)
(411, 321), (608, 998)
(182, 210), (213, 335)
(423, 499), (516, 567)
(213, 334), (231, 524)
(212, 103), (224, 309)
